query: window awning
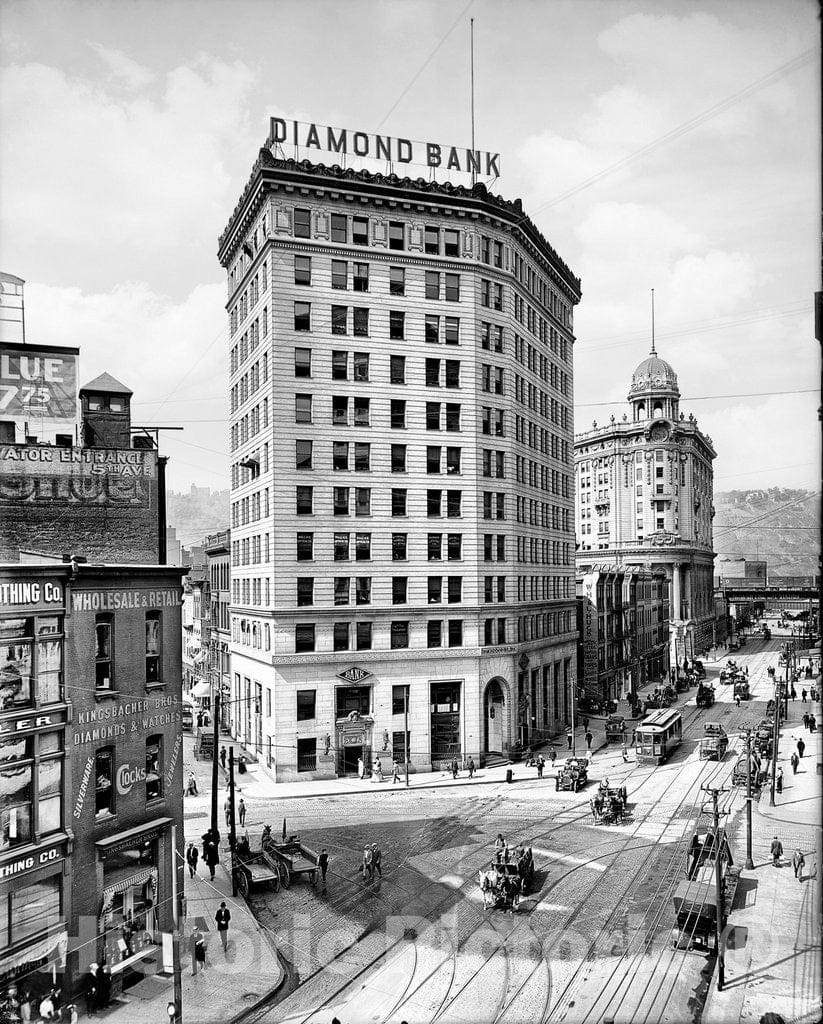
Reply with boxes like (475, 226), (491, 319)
(100, 866), (158, 918)
(191, 680), (211, 699)
(0, 928), (67, 975)
(95, 816), (172, 853)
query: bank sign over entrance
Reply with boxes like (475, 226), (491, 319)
(268, 117), (501, 177)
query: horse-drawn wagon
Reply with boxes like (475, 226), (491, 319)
(478, 847), (534, 912)
(262, 830), (320, 887)
(556, 756), (588, 792)
(590, 782), (629, 824)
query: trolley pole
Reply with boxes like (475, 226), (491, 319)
(570, 682), (577, 757)
(228, 748), (238, 896)
(702, 784), (729, 991)
(404, 686), (409, 788)
(210, 691), (221, 851)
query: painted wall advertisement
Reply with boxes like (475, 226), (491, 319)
(582, 575), (599, 692)
(0, 347), (78, 421)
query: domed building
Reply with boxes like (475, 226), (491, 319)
(575, 342), (717, 704)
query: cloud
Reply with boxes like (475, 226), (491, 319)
(0, 56), (257, 288)
(89, 43), (156, 89)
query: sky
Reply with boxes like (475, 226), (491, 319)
(0, 0), (820, 499)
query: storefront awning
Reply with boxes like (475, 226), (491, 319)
(95, 816), (172, 854)
(100, 866), (157, 918)
(0, 928), (67, 977)
(191, 680), (211, 699)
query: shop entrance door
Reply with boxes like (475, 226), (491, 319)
(341, 744), (362, 775)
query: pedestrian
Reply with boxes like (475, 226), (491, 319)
(357, 756), (364, 779)
(219, 745), (227, 770)
(622, 744), (629, 763)
(566, 726), (573, 749)
(802, 712), (810, 731)
(770, 835), (783, 866)
(735, 694), (741, 708)
(585, 730), (593, 753)
(776, 765), (783, 793)
(203, 835), (219, 880)
(392, 758), (400, 783)
(790, 751), (799, 774)
(224, 795), (231, 827)
(19, 991), (31, 1024)
(537, 754), (544, 779)
(238, 797), (246, 827)
(362, 845), (373, 881)
(797, 737), (806, 758)
(186, 771), (198, 796)
(790, 684), (797, 701)
(186, 842), (199, 878)
(810, 715), (817, 733)
(745, 665), (749, 677)
(792, 848), (805, 881)
(495, 834), (505, 863)
(468, 757), (476, 778)
(374, 757), (383, 782)
(195, 929), (207, 972)
(85, 970), (97, 1017)
(451, 758), (459, 779)
(318, 848), (329, 885)
(549, 747), (556, 765)
(372, 843), (382, 878)
(95, 965), (110, 1010)
(215, 901), (231, 953)
(801, 689), (807, 703)
(38, 992), (55, 1021)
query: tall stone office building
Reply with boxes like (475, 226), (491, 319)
(575, 344), (716, 669)
(219, 150), (580, 779)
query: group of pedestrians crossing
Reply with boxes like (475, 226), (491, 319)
(361, 843), (383, 881)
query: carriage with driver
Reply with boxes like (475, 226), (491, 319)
(590, 780), (629, 824)
(478, 846), (534, 911)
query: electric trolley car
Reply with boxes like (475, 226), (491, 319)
(635, 707), (683, 765)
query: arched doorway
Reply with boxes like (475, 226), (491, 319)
(484, 678), (506, 754)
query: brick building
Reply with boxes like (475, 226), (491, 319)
(219, 152), (581, 778)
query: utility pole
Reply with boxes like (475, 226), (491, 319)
(404, 686), (409, 788)
(228, 748), (238, 896)
(737, 726), (755, 869)
(769, 675), (780, 807)
(170, 823), (183, 1024)
(210, 691), (221, 852)
(702, 784), (729, 991)
(570, 681), (577, 757)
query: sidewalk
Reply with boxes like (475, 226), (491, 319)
(703, 690), (822, 1024)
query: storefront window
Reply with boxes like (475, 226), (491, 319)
(0, 735), (32, 762)
(95, 748), (115, 818)
(0, 763), (32, 850)
(6, 876), (62, 945)
(101, 839), (158, 966)
(37, 617), (63, 705)
(145, 737), (162, 802)
(0, 617), (33, 709)
(38, 759), (62, 835)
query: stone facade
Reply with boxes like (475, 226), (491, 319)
(219, 155), (581, 778)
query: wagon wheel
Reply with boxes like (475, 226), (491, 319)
(278, 861), (291, 888)
(310, 869), (317, 887)
(235, 869), (249, 899)
(271, 870), (281, 894)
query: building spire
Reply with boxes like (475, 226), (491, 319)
(650, 288), (656, 356)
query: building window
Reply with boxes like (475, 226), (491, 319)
(444, 229), (459, 257)
(353, 263), (369, 291)
(294, 208), (311, 237)
(353, 308), (369, 337)
(389, 267), (405, 295)
(444, 274), (460, 302)
(334, 486), (350, 516)
(446, 447), (461, 475)
(390, 311), (405, 340)
(95, 747), (114, 818)
(426, 359), (440, 387)
(390, 355), (405, 385)
(145, 735), (162, 801)
(445, 404), (460, 431)
(296, 532), (314, 561)
(448, 620), (463, 647)
(356, 622), (372, 651)
(427, 620), (442, 648)
(295, 439), (313, 471)
(296, 486), (313, 515)
(392, 533), (407, 560)
(425, 271), (440, 300)
(334, 577), (350, 606)
(332, 305), (348, 335)
(427, 490), (442, 517)
(428, 577), (442, 603)
(353, 352), (370, 382)
(392, 685), (410, 715)
(355, 577), (372, 605)
(145, 612), (161, 683)
(352, 216), (369, 245)
(446, 490), (462, 517)
(297, 690), (316, 721)
(447, 533), (462, 560)
(294, 301), (311, 331)
(295, 394), (312, 423)
(445, 361), (460, 388)
(334, 533), (350, 561)
(428, 533), (442, 560)
(295, 624), (315, 653)
(331, 213), (347, 243)
(389, 221), (405, 250)
(444, 317), (460, 345)
(297, 738), (317, 773)
(391, 621), (409, 649)
(355, 487), (371, 515)
(391, 489), (407, 516)
(336, 685), (371, 717)
(0, 762), (32, 848)
(294, 255), (311, 286)
(390, 400), (406, 429)
(447, 577), (462, 603)
(427, 446), (441, 473)
(354, 443), (370, 471)
(6, 876), (61, 946)
(333, 441), (349, 471)
(95, 614), (113, 689)
(294, 347), (311, 377)
(296, 578), (314, 607)
(332, 396), (348, 426)
(424, 226), (440, 253)
(333, 622), (350, 651)
(392, 577), (407, 605)
(425, 315), (440, 344)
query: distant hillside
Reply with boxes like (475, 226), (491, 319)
(167, 487), (230, 548)
(713, 488), (820, 577)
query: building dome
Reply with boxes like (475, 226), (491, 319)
(630, 352), (678, 389)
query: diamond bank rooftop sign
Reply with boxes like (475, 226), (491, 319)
(268, 117), (501, 179)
